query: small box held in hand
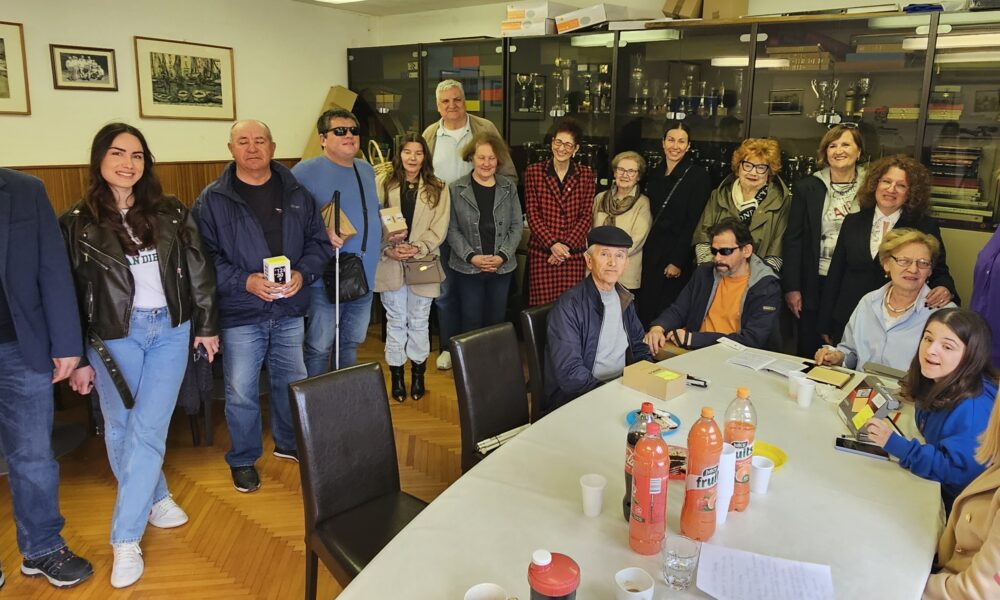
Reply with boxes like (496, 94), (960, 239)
(263, 256), (290, 284)
(379, 207), (408, 238)
(321, 203), (356, 243)
(622, 361), (687, 401)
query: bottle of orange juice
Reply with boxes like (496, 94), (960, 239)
(629, 423), (670, 555)
(680, 407), (723, 541)
(724, 387), (757, 512)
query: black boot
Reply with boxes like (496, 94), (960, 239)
(411, 361), (426, 400)
(389, 365), (407, 402)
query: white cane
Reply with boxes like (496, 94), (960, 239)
(333, 190), (342, 371)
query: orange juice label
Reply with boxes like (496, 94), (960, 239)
(731, 439), (753, 461)
(685, 464), (718, 491)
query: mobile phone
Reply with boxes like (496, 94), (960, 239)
(834, 435), (890, 461)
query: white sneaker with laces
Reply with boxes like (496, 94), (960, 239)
(110, 542), (143, 589)
(436, 350), (452, 370)
(148, 496), (189, 528)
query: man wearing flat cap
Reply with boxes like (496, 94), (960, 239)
(543, 225), (653, 415)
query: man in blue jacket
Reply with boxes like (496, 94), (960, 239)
(645, 217), (780, 353)
(193, 121), (332, 493)
(0, 168), (93, 587)
(544, 226), (653, 415)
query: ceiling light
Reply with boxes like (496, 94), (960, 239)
(570, 33), (615, 48)
(934, 50), (1000, 64)
(902, 32), (1000, 50)
(710, 57), (789, 68)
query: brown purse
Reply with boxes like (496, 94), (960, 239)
(402, 256), (445, 285)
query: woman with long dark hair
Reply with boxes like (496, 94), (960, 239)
(61, 123), (218, 588)
(374, 133), (450, 401)
(864, 308), (997, 513)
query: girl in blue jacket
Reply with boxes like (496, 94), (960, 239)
(865, 308), (998, 514)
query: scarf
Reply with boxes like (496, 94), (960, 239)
(596, 183), (641, 227)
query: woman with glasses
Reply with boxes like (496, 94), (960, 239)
(819, 154), (957, 345)
(782, 124), (866, 357)
(692, 138), (790, 275)
(61, 123), (219, 588)
(637, 122), (711, 326)
(524, 119), (596, 306)
(592, 151), (651, 292)
(815, 229), (954, 372)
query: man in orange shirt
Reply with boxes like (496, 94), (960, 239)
(645, 218), (780, 352)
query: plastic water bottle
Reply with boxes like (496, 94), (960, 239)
(623, 402), (656, 521)
(629, 423), (670, 555)
(724, 387), (757, 512)
(680, 407), (723, 541)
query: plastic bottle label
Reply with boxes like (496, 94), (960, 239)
(686, 464), (718, 491)
(625, 446), (635, 475)
(630, 475), (668, 524)
(732, 440), (753, 483)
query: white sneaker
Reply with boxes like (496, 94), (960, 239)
(436, 350), (452, 370)
(110, 542), (143, 588)
(148, 496), (189, 528)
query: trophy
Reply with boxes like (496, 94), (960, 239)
(515, 73), (533, 112)
(733, 70), (744, 116)
(628, 65), (644, 115)
(531, 75), (544, 112)
(827, 79), (842, 124)
(662, 81), (675, 119)
(811, 79), (830, 118)
(550, 68), (565, 117)
(697, 81), (710, 118)
(580, 73), (593, 114)
(855, 77), (872, 116)
(597, 80), (611, 113)
(550, 58), (574, 117)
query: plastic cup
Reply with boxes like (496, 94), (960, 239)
(716, 443), (737, 525)
(750, 456), (775, 494)
(614, 567), (654, 600)
(464, 583), (508, 600)
(662, 535), (700, 590)
(580, 473), (607, 517)
(797, 380), (816, 408)
(788, 371), (808, 399)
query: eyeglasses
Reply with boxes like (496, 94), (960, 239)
(739, 160), (770, 174)
(552, 139), (577, 149)
(710, 246), (743, 256)
(878, 178), (909, 193)
(828, 122), (860, 130)
(326, 126), (360, 137)
(890, 256), (932, 270)
(615, 167), (639, 177)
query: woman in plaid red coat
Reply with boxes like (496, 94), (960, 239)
(524, 120), (596, 306)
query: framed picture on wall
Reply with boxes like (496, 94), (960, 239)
(50, 44), (118, 91)
(0, 21), (31, 115)
(768, 89), (803, 116)
(973, 89), (1000, 114)
(134, 36), (235, 120)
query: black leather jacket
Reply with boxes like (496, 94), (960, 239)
(60, 196), (219, 368)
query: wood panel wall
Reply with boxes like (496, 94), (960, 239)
(13, 158), (299, 215)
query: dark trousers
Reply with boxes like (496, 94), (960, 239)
(453, 270), (514, 336)
(434, 244), (461, 351)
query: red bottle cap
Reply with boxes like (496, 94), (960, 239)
(640, 402), (654, 413)
(528, 550), (580, 596)
(646, 423), (662, 436)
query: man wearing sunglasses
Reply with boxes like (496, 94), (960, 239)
(293, 109), (382, 377)
(645, 218), (781, 353)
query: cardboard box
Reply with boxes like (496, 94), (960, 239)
(622, 361), (687, 402)
(320, 203), (357, 243)
(379, 207), (408, 238)
(702, 0), (748, 19)
(556, 4), (631, 34)
(506, 1), (576, 20)
(301, 86), (358, 161)
(662, 0), (702, 18)
(501, 18), (557, 37)
(263, 256), (290, 285)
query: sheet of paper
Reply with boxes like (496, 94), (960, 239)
(852, 405), (875, 430)
(697, 543), (835, 600)
(852, 396), (868, 412)
(716, 337), (747, 352)
(726, 352), (775, 371)
(763, 358), (808, 377)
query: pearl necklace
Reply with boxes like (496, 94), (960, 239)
(884, 285), (917, 314)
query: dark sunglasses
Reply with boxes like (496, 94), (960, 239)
(828, 122), (859, 130)
(326, 126), (360, 137)
(710, 245), (743, 256)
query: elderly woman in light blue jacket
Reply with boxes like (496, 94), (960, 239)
(447, 131), (523, 337)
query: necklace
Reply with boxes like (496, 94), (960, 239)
(406, 181), (417, 191)
(884, 285), (917, 314)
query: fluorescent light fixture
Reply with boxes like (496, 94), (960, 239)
(710, 56), (789, 68)
(570, 33), (615, 48)
(903, 33), (1000, 51)
(934, 51), (1000, 64)
(620, 29), (682, 44)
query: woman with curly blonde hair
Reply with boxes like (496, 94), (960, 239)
(692, 138), (790, 274)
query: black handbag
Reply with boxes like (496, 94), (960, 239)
(323, 164), (370, 303)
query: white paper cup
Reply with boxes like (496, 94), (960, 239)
(750, 456), (775, 494)
(614, 567), (655, 600)
(580, 473), (607, 517)
(464, 582), (508, 600)
(788, 371), (807, 399)
(797, 380), (816, 408)
(716, 443), (737, 525)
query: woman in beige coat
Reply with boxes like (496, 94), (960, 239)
(924, 382), (1000, 599)
(593, 151), (651, 291)
(374, 133), (450, 402)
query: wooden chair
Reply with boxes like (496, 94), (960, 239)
(519, 303), (553, 423)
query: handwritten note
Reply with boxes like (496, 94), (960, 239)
(697, 543), (834, 600)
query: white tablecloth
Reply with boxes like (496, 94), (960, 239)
(337, 345), (943, 599)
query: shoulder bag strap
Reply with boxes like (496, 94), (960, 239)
(353, 163), (369, 255)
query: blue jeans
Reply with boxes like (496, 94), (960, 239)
(222, 317), (306, 467)
(380, 285), (433, 366)
(453, 271), (513, 335)
(89, 308), (190, 544)
(0, 342), (67, 559)
(304, 286), (372, 375)
(434, 244), (460, 351)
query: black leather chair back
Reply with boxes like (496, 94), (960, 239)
(289, 362), (401, 533)
(519, 303), (553, 423)
(450, 322), (530, 473)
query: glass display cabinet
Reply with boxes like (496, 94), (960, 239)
(507, 32), (615, 185)
(421, 39), (506, 138)
(614, 24), (754, 188)
(347, 44), (421, 162)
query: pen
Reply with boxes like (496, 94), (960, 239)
(686, 375), (709, 388)
(886, 413), (904, 437)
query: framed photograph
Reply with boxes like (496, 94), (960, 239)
(50, 44), (118, 91)
(973, 89), (1000, 114)
(0, 21), (30, 115)
(768, 89), (803, 116)
(134, 36), (235, 120)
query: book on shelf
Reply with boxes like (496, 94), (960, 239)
(765, 44), (825, 54)
(855, 42), (905, 53)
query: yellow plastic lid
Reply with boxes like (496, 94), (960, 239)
(701, 407), (714, 418)
(736, 387), (750, 398)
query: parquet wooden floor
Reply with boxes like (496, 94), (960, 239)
(0, 329), (463, 599)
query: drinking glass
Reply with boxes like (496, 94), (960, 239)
(662, 534), (700, 590)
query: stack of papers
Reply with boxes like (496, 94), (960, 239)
(726, 351), (806, 377)
(697, 543), (835, 600)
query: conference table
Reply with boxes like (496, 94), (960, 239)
(337, 344), (943, 599)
